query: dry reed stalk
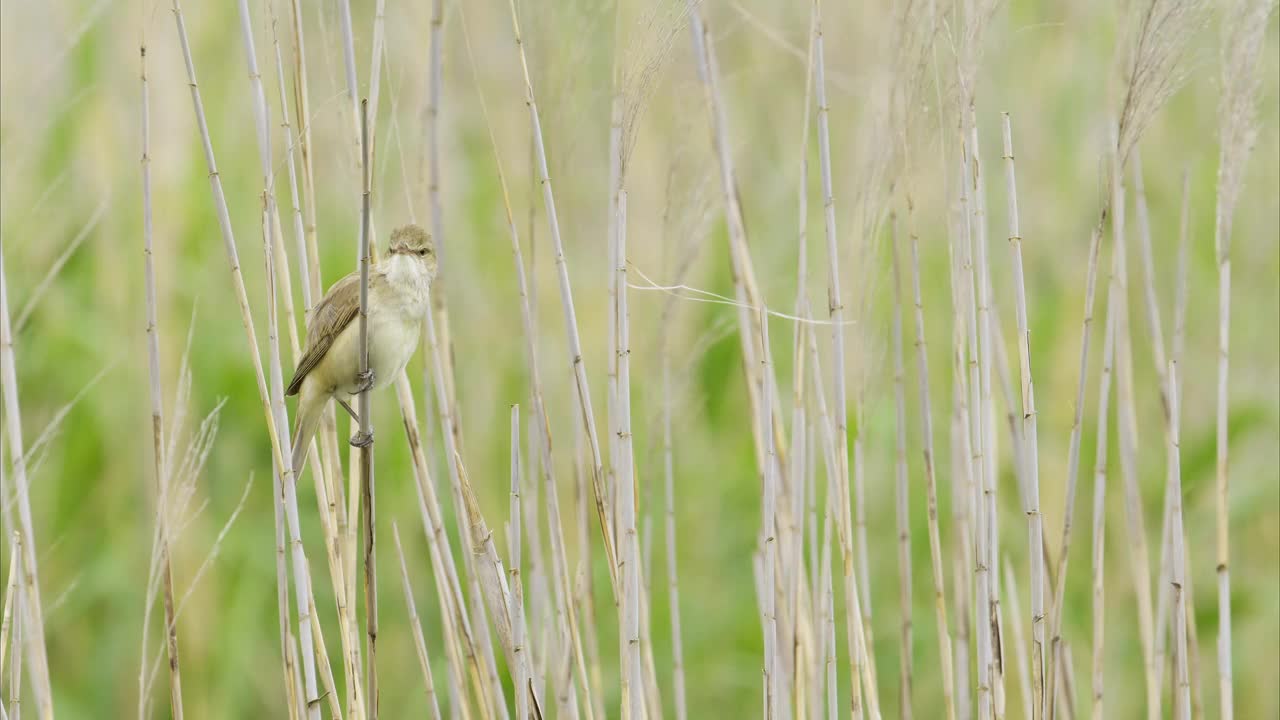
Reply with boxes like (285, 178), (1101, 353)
(509, 408), (532, 720)
(6, 534), (20, 720)
(810, 3), (877, 714)
(1089, 248), (1120, 720)
(615, 186), (643, 720)
(168, 6), (318, 715)
(287, 0), (347, 559)
(1107, 149), (1159, 720)
(661, 346), (688, 720)
(1166, 361), (1190, 720)
(139, 38), (184, 720)
(999, 114), (1045, 720)
(685, 1), (789, 475)
(237, 6), (327, 715)
(1213, 3), (1274, 715)
(392, 525), (442, 720)
(266, 11), (363, 701)
(1046, 214), (1103, 714)
(889, 216), (914, 718)
(0, 187), (53, 720)
(760, 310), (779, 720)
(948, 270), (974, 720)
(502, 0), (619, 597)
(455, 11), (597, 713)
(394, 376), (487, 718)
(956, 127), (995, 720)
(355, 97), (379, 720)
(1002, 557), (1033, 720)
(0, 543), (15, 689)
(1132, 151), (1180, 712)
(905, 197), (956, 720)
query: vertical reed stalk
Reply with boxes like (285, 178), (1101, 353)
(890, 216), (914, 719)
(906, 197), (956, 720)
(140, 38), (184, 720)
(1090, 248), (1120, 720)
(0, 222), (53, 720)
(392, 525), (442, 720)
(1000, 114), (1045, 720)
(503, 0), (619, 593)
(356, 98), (378, 720)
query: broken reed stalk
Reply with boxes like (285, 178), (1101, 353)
(140, 39), (185, 720)
(356, 98), (378, 720)
(0, 205), (53, 720)
(392, 524), (442, 720)
(503, 0), (619, 596)
(1001, 114), (1046, 720)
(906, 198), (957, 720)
(889, 216), (914, 718)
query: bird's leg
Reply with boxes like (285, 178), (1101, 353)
(336, 398), (361, 424)
(354, 368), (376, 394)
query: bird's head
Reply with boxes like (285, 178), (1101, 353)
(388, 224), (437, 279)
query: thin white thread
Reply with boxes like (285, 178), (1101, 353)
(627, 262), (858, 327)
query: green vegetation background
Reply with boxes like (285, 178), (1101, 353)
(0, 0), (1276, 717)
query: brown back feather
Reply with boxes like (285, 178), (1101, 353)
(286, 272), (361, 396)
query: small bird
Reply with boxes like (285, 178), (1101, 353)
(287, 224), (437, 478)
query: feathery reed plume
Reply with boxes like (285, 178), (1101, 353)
(1116, 0), (1209, 165)
(139, 37), (184, 720)
(1213, 3), (1274, 716)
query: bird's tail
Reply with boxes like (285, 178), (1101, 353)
(291, 383), (325, 480)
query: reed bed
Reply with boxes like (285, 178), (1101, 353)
(0, 0), (1277, 718)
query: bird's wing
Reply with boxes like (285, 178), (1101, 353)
(286, 272), (361, 396)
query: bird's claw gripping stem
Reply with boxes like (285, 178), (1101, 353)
(355, 368), (375, 394)
(350, 430), (374, 448)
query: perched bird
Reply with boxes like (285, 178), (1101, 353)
(287, 224), (437, 478)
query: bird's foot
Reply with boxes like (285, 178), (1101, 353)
(350, 430), (374, 448)
(354, 368), (376, 394)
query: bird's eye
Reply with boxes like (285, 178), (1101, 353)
(417, 248), (427, 256)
